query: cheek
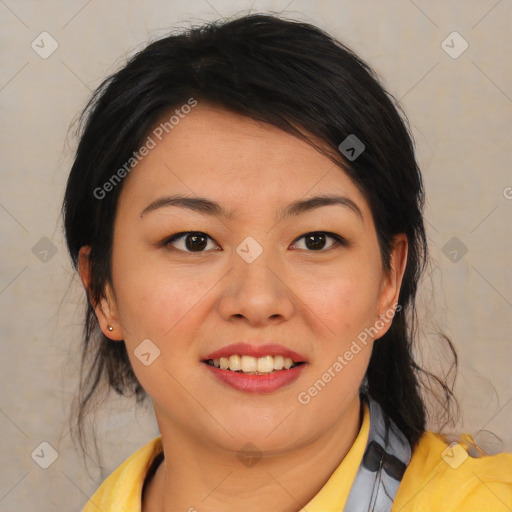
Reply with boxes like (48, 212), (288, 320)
(301, 258), (382, 340)
(112, 225), (201, 317)
(110, 262), (211, 401)
(109, 232), (210, 346)
(297, 272), (377, 421)
(114, 265), (207, 341)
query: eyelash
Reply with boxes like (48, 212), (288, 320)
(162, 231), (347, 253)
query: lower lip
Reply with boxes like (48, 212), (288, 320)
(203, 362), (307, 393)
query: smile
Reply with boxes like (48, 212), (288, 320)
(205, 354), (304, 374)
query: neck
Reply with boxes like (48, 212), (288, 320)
(144, 396), (363, 512)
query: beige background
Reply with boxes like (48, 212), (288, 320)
(0, 0), (511, 510)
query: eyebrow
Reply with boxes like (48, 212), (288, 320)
(139, 194), (363, 222)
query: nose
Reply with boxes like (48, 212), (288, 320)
(217, 245), (295, 327)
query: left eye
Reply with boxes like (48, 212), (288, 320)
(291, 232), (345, 252)
(164, 231), (219, 252)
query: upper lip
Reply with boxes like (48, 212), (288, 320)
(203, 342), (306, 362)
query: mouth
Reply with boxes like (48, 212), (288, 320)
(201, 343), (308, 393)
(203, 355), (305, 375)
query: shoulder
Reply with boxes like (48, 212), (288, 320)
(81, 436), (163, 512)
(394, 431), (512, 512)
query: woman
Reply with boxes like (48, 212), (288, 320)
(62, 13), (512, 512)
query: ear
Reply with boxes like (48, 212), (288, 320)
(78, 246), (123, 341)
(373, 234), (408, 339)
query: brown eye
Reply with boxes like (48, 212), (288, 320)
(164, 232), (219, 252)
(292, 232), (346, 252)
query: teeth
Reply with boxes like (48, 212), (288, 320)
(229, 355), (241, 371)
(209, 355), (298, 373)
(241, 355), (257, 372)
(257, 355), (274, 373)
(273, 355), (284, 370)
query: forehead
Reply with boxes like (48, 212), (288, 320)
(117, 103), (370, 219)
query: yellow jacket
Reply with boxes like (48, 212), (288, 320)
(81, 404), (512, 511)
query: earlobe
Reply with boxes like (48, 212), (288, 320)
(375, 234), (408, 336)
(77, 246), (123, 341)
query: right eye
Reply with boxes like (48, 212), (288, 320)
(163, 231), (220, 253)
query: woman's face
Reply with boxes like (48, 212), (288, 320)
(84, 103), (406, 455)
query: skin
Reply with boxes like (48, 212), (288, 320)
(79, 103), (407, 512)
